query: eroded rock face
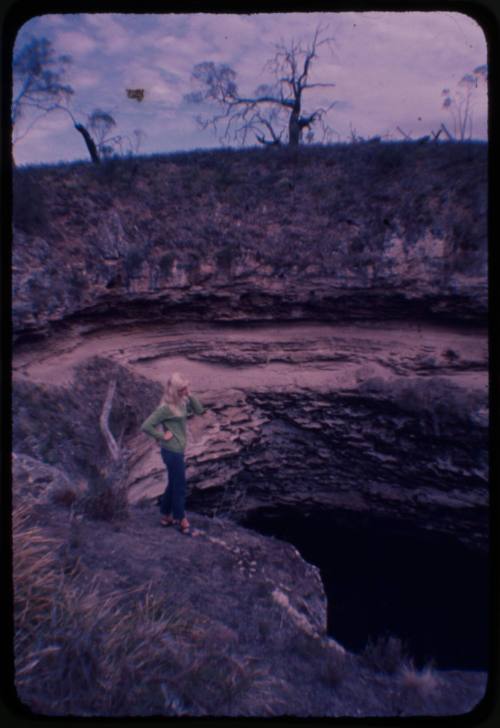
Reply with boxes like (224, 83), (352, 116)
(12, 143), (487, 339)
(13, 320), (486, 550)
(184, 384), (488, 550)
(177, 391), (486, 546)
(83, 322), (488, 552)
(12, 144), (489, 713)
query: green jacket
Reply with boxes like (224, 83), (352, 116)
(141, 395), (205, 453)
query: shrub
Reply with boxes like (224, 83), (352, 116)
(177, 653), (251, 713)
(397, 661), (441, 714)
(362, 634), (410, 675)
(159, 252), (175, 275)
(322, 645), (347, 687)
(13, 170), (49, 235)
(358, 376), (487, 425)
(291, 631), (325, 660)
(68, 269), (86, 291)
(216, 244), (237, 271)
(13, 501), (63, 663)
(51, 485), (78, 508)
(78, 467), (129, 522)
(12, 358), (162, 484)
(13, 493), (282, 716)
(124, 249), (144, 277)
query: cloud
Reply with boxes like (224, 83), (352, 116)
(81, 14), (134, 53)
(55, 30), (98, 57)
(12, 10), (488, 165)
(73, 69), (101, 90)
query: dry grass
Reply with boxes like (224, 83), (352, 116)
(396, 660), (442, 714)
(12, 498), (284, 716)
(13, 502), (65, 667)
(291, 631), (347, 688)
(400, 661), (440, 695)
(14, 141), (487, 293)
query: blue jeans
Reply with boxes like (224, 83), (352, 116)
(160, 449), (187, 520)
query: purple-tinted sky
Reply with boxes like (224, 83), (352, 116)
(12, 11), (488, 165)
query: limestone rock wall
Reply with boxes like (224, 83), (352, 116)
(12, 143), (487, 338)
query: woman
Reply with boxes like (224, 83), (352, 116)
(141, 372), (204, 534)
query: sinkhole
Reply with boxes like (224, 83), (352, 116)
(242, 507), (489, 671)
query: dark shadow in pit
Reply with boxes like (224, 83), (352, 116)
(242, 507), (489, 671)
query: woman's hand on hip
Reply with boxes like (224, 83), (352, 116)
(164, 431), (174, 441)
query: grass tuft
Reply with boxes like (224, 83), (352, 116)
(362, 633), (410, 675)
(400, 661), (440, 696)
(13, 497), (286, 716)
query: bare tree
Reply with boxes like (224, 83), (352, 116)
(12, 36), (74, 142)
(13, 36), (143, 164)
(441, 65), (488, 140)
(185, 26), (337, 147)
(90, 378), (129, 521)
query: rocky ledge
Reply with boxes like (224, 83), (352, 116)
(13, 320), (488, 551)
(12, 459), (488, 717)
(83, 321), (487, 552)
(11, 142), (489, 717)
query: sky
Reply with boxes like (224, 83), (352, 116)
(12, 11), (488, 166)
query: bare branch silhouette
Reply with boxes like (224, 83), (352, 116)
(185, 26), (337, 147)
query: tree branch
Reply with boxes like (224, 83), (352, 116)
(302, 82), (337, 90)
(440, 122), (455, 141)
(74, 123), (101, 163)
(189, 25), (336, 148)
(396, 126), (412, 140)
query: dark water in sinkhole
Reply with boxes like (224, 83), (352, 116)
(242, 508), (489, 671)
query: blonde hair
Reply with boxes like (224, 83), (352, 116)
(163, 372), (190, 412)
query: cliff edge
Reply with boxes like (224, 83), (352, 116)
(13, 455), (487, 717)
(13, 142), (487, 339)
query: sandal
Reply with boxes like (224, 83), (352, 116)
(179, 518), (191, 535)
(160, 515), (176, 527)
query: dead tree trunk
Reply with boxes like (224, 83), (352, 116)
(288, 108), (301, 147)
(74, 123), (101, 164)
(94, 378), (129, 520)
(99, 379), (120, 461)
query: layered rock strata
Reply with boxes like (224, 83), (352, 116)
(13, 321), (488, 551)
